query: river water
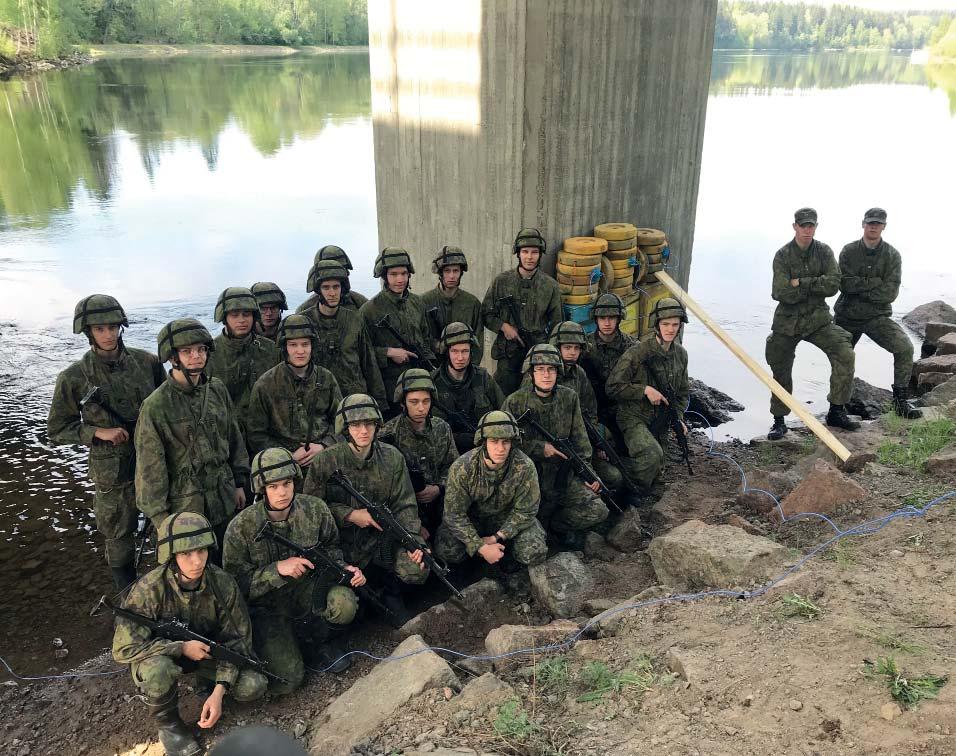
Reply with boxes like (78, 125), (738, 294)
(0, 50), (954, 671)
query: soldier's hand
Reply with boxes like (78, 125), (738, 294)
(481, 535), (498, 545)
(680, 421), (689, 436)
(596, 449), (609, 461)
(644, 386), (668, 406)
(277, 556), (314, 579)
(790, 278), (800, 287)
(406, 548), (425, 568)
(543, 442), (568, 460)
(234, 487), (247, 510)
(386, 347), (418, 364)
(94, 427), (130, 445)
(478, 542), (506, 564)
(198, 685), (225, 729)
(416, 484), (441, 504)
(501, 323), (524, 346)
(182, 640), (212, 661)
(344, 565), (366, 587)
(294, 444), (322, 466)
(585, 480), (601, 494)
(346, 508), (383, 530)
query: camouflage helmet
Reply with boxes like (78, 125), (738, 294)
(157, 318), (215, 363)
(512, 227), (546, 256)
(306, 259), (351, 296)
(521, 342), (562, 373)
(393, 367), (436, 404)
(373, 247), (415, 278)
(648, 297), (688, 329)
(437, 321), (480, 354)
(214, 286), (261, 323)
(250, 447), (302, 495)
(251, 282), (288, 311)
(431, 245), (468, 274)
(276, 313), (317, 355)
(314, 244), (353, 271)
(473, 410), (520, 446)
(334, 393), (384, 435)
(73, 294), (128, 335)
(157, 511), (216, 565)
(549, 321), (588, 348)
(591, 293), (625, 320)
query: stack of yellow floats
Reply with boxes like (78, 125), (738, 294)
(556, 236), (608, 333)
(636, 228), (667, 285)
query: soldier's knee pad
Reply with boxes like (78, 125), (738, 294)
(233, 670), (268, 702)
(323, 585), (359, 625)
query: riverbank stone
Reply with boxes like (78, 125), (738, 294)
(529, 552), (593, 618)
(774, 459), (866, 521)
(903, 301), (956, 337)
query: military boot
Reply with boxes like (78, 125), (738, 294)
(826, 404), (860, 431)
(110, 563), (138, 592)
(767, 417), (788, 440)
(382, 576), (413, 629)
(308, 619), (351, 674)
(146, 689), (200, 756)
(892, 385), (923, 420)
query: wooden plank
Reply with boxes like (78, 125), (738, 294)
(655, 271), (852, 462)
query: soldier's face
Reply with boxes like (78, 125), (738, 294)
(518, 247), (541, 271)
(265, 478), (294, 510)
(226, 310), (255, 337)
(286, 337), (312, 367)
(532, 365), (558, 392)
(485, 437), (512, 465)
(320, 280), (342, 307)
(176, 344), (209, 371)
(404, 390), (432, 424)
(792, 221), (816, 247)
(260, 304), (281, 329)
(447, 343), (471, 372)
(862, 221), (885, 244)
(90, 323), (120, 351)
(596, 315), (619, 337)
(347, 420), (377, 449)
(386, 267), (410, 294)
(658, 317), (681, 343)
(559, 344), (582, 364)
(440, 265), (462, 289)
(175, 548), (208, 582)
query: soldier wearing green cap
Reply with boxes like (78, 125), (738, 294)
(112, 511), (267, 756)
(421, 246), (484, 363)
(834, 208), (921, 419)
(432, 322), (505, 453)
(223, 448), (362, 692)
(435, 410), (547, 569)
(297, 244), (369, 314)
(251, 281), (288, 341)
(582, 294), (636, 426)
(134, 318), (250, 558)
(765, 208), (859, 440)
(482, 228), (563, 395)
(47, 295), (165, 590)
(246, 315), (343, 469)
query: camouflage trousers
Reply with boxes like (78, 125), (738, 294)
(348, 531), (430, 586)
(836, 315), (914, 387)
(130, 654), (267, 701)
(616, 419), (664, 489)
(94, 480), (138, 567)
(593, 456), (623, 495)
(493, 352), (528, 396)
(539, 471), (609, 534)
(765, 324), (855, 417)
(434, 517), (548, 567)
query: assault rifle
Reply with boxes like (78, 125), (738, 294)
(425, 306), (445, 341)
(329, 469), (463, 599)
(642, 358), (693, 475)
(94, 595), (288, 685)
(133, 515), (153, 569)
(496, 295), (536, 349)
(375, 314), (437, 371)
(253, 523), (393, 618)
(515, 411), (622, 512)
(432, 399), (477, 435)
(377, 431), (428, 493)
(80, 385), (138, 481)
(582, 417), (640, 493)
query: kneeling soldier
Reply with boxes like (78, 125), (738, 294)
(223, 448), (362, 692)
(112, 512), (267, 756)
(435, 411), (547, 570)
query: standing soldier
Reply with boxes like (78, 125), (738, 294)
(834, 208), (921, 419)
(765, 208), (859, 439)
(135, 319), (249, 557)
(482, 227), (563, 395)
(298, 245), (369, 314)
(298, 260), (387, 409)
(47, 295), (164, 590)
(304, 394), (428, 625)
(112, 512), (267, 756)
(380, 369), (458, 539)
(431, 322), (505, 454)
(223, 448), (363, 691)
(606, 298), (690, 504)
(435, 411), (548, 572)
(360, 247), (438, 413)
(420, 246), (484, 363)
(251, 281), (288, 341)
(246, 315), (342, 471)
(502, 344), (608, 548)
(581, 293), (636, 433)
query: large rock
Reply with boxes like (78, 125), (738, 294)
(400, 578), (505, 639)
(936, 332), (956, 356)
(687, 377), (744, 426)
(775, 459), (866, 521)
(309, 635), (459, 756)
(913, 353), (956, 381)
(846, 378), (893, 419)
(736, 466), (798, 515)
(925, 321), (956, 346)
(647, 520), (787, 590)
(925, 449), (956, 477)
(921, 377), (956, 407)
(484, 620), (578, 669)
(529, 552), (593, 618)
(903, 301), (956, 337)
(605, 509), (643, 552)
(449, 673), (514, 716)
(583, 531), (619, 562)
(585, 586), (669, 637)
(918, 371), (953, 392)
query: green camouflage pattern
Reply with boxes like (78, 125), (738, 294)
(156, 511), (217, 564)
(373, 247), (416, 277)
(590, 293), (626, 320)
(766, 325), (855, 417)
(647, 297), (688, 329)
(205, 330), (281, 431)
(430, 246), (469, 273)
(380, 413), (458, 490)
(249, 447), (302, 494)
(834, 239), (903, 322)
(582, 330), (636, 418)
(333, 393), (383, 436)
(512, 227), (546, 254)
(72, 294), (128, 334)
(156, 318), (214, 363)
(214, 286), (260, 323)
(770, 239), (841, 338)
(420, 286), (484, 364)
(314, 244), (353, 270)
(837, 316), (914, 387)
(521, 342), (562, 373)
(297, 290), (368, 313)
(391, 367), (436, 405)
(251, 282), (288, 310)
(432, 364), (505, 452)
(549, 321), (588, 346)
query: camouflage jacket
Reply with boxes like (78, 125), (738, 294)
(431, 364), (505, 451)
(522, 363), (598, 425)
(298, 304), (387, 410)
(222, 494), (343, 613)
(582, 330), (636, 411)
(246, 363), (342, 455)
(112, 563), (255, 686)
(834, 239), (902, 322)
(47, 346), (164, 487)
(420, 286), (484, 363)
(297, 290), (368, 314)
(205, 331), (280, 429)
(606, 335), (689, 427)
(256, 322), (281, 341)
(134, 374), (249, 527)
(380, 413), (458, 491)
(443, 447), (540, 556)
(770, 239), (840, 338)
(303, 440), (421, 567)
(481, 268), (563, 360)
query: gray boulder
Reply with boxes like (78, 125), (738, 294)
(920, 376), (956, 407)
(529, 552), (593, 618)
(484, 620), (579, 669)
(846, 377), (893, 419)
(605, 509), (643, 552)
(913, 353), (956, 383)
(903, 301), (956, 337)
(399, 579), (505, 639)
(925, 321), (956, 346)
(936, 332), (956, 356)
(687, 377), (744, 427)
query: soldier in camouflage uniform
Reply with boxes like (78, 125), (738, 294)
(251, 281), (288, 341)
(765, 208), (859, 440)
(502, 344), (608, 547)
(431, 322), (505, 454)
(205, 287), (281, 440)
(297, 260), (387, 410)
(112, 512), (266, 756)
(223, 448), (362, 692)
(380, 369), (458, 538)
(134, 319), (250, 560)
(581, 294), (636, 430)
(834, 208), (921, 419)
(435, 410), (547, 569)
(360, 248), (438, 413)
(304, 394), (428, 625)
(246, 315), (342, 471)
(420, 246), (484, 364)
(482, 228), (563, 395)
(606, 298), (690, 503)
(297, 244), (369, 314)
(47, 295), (165, 590)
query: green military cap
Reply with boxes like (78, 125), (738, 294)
(157, 318), (214, 363)
(473, 410), (520, 445)
(521, 342), (562, 373)
(334, 393), (383, 435)
(373, 247), (415, 278)
(250, 447), (302, 494)
(214, 286), (260, 323)
(512, 227), (546, 255)
(314, 244), (353, 270)
(156, 511), (216, 564)
(549, 321), (588, 348)
(437, 321), (479, 354)
(863, 207), (887, 224)
(793, 207), (818, 225)
(73, 294), (128, 335)
(251, 282), (288, 311)
(591, 293), (625, 320)
(648, 297), (688, 329)
(431, 245), (469, 274)
(307, 259), (352, 295)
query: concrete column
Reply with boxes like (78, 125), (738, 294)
(368, 0), (716, 297)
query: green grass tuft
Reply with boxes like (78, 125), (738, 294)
(866, 656), (947, 709)
(858, 627), (926, 655)
(775, 592), (822, 621)
(877, 419), (955, 471)
(493, 698), (537, 740)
